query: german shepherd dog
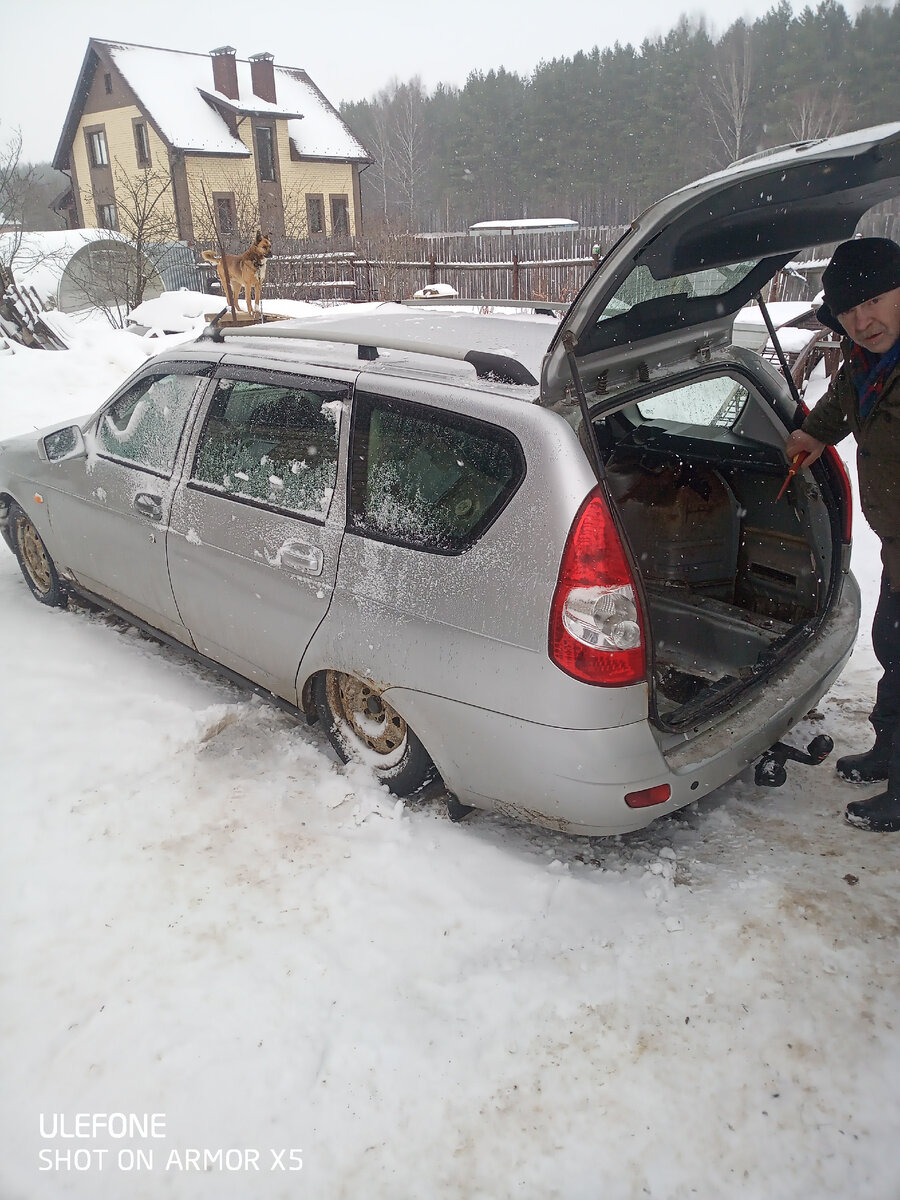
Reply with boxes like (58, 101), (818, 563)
(202, 231), (273, 314)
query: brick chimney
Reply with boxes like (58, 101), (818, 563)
(210, 46), (239, 100)
(249, 52), (276, 104)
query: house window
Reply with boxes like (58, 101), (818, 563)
(255, 125), (275, 182)
(214, 194), (236, 235)
(134, 121), (151, 167)
(98, 203), (118, 230)
(104, 73), (113, 94)
(330, 194), (350, 238)
(306, 194), (325, 236)
(89, 129), (109, 168)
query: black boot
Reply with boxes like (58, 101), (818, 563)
(836, 733), (892, 783)
(845, 788), (900, 832)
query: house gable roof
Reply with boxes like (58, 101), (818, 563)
(54, 39), (371, 170)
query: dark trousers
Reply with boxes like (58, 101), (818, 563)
(870, 571), (900, 788)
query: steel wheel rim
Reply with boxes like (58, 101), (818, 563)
(17, 518), (52, 594)
(325, 672), (408, 761)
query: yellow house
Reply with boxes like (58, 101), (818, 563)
(52, 39), (372, 242)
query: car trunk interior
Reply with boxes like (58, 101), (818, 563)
(596, 396), (838, 730)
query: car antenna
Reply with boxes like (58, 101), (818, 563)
(562, 329), (606, 482)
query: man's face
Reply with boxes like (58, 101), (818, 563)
(838, 286), (900, 355)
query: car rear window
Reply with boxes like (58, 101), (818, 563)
(349, 392), (525, 554)
(595, 261), (760, 325)
(635, 375), (750, 427)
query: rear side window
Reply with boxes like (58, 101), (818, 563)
(349, 392), (525, 553)
(191, 376), (344, 518)
(96, 372), (206, 475)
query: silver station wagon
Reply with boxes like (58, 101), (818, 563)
(3, 124), (899, 836)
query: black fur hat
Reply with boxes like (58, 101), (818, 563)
(817, 237), (900, 334)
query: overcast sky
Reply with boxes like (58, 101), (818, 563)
(1, 0), (870, 165)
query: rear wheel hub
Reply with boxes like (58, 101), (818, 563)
(325, 673), (407, 755)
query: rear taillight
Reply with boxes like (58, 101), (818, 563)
(549, 486), (646, 686)
(823, 445), (853, 543)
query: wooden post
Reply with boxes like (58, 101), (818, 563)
(200, 182), (237, 320)
(512, 250), (519, 301)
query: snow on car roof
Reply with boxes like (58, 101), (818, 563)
(215, 305), (555, 388)
(102, 41), (369, 161)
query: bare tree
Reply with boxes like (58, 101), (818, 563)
(0, 123), (34, 264)
(701, 25), (754, 164)
(387, 80), (429, 232)
(368, 90), (397, 227)
(786, 86), (847, 141)
(189, 174), (261, 248)
(349, 78), (430, 233)
(70, 160), (180, 325)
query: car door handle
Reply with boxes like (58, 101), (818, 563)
(280, 543), (324, 577)
(134, 493), (163, 521)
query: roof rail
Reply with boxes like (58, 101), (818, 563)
(200, 318), (539, 386)
(400, 297), (568, 314)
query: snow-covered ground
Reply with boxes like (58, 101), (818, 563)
(2, 300), (899, 1199)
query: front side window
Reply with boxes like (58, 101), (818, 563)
(349, 393), (525, 554)
(256, 125), (275, 182)
(89, 129), (109, 168)
(95, 373), (206, 474)
(192, 376), (344, 518)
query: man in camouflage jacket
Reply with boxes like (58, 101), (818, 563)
(786, 237), (900, 832)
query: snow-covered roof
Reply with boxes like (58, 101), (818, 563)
(84, 41), (370, 161)
(469, 218), (579, 235)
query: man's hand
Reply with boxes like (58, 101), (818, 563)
(785, 429), (826, 467)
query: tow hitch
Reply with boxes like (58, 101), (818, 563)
(755, 735), (834, 787)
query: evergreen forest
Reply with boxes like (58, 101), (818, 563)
(340, 0), (900, 233)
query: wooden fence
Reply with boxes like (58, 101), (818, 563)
(194, 205), (900, 307)
(196, 227), (628, 305)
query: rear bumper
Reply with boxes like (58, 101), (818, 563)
(387, 573), (861, 837)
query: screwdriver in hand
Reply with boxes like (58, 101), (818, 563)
(776, 450), (809, 501)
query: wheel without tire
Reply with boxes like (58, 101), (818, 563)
(9, 502), (66, 607)
(313, 670), (436, 796)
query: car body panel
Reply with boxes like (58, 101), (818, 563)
(383, 575), (858, 836)
(163, 359), (355, 701)
(300, 372), (649, 731)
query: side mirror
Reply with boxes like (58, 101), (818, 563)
(42, 425), (86, 463)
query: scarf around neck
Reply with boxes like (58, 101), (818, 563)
(850, 338), (900, 420)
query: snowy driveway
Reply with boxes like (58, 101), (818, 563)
(2, 314), (900, 1199)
